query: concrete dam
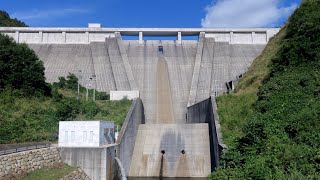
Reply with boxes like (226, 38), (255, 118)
(0, 27), (279, 179)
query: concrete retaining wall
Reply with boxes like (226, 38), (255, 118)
(187, 96), (226, 171)
(59, 146), (115, 180)
(0, 147), (61, 178)
(116, 98), (145, 176)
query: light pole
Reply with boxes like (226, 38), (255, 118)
(92, 75), (96, 101)
(86, 83), (91, 101)
(77, 70), (82, 100)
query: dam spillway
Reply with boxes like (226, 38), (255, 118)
(0, 27), (279, 178)
(156, 56), (175, 124)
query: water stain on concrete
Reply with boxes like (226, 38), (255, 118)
(176, 154), (190, 177)
(156, 57), (175, 124)
(159, 130), (185, 176)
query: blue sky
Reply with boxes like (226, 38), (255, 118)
(1, 0), (301, 28)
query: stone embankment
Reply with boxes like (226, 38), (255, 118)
(60, 168), (91, 180)
(0, 147), (61, 178)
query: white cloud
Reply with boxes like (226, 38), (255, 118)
(12, 8), (90, 21)
(201, 0), (298, 28)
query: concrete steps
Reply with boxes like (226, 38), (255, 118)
(90, 42), (116, 92)
(106, 38), (131, 91)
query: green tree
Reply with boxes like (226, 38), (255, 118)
(0, 34), (50, 96)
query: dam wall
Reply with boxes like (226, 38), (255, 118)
(19, 33), (268, 123)
(0, 28), (279, 103)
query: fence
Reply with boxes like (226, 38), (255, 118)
(0, 143), (51, 156)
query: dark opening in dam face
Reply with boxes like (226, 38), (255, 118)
(156, 56), (175, 124)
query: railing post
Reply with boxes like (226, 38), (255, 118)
(139, 32), (143, 44)
(177, 32), (182, 44)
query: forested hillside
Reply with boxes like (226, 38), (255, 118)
(212, 0), (320, 179)
(0, 10), (27, 27)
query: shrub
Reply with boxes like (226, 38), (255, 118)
(55, 98), (81, 121)
(52, 73), (78, 91)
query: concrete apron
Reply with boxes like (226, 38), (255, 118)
(129, 124), (211, 177)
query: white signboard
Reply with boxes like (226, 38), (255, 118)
(110, 91), (139, 100)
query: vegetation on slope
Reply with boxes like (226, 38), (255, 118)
(212, 0), (320, 179)
(0, 10), (27, 27)
(217, 26), (287, 146)
(0, 33), (131, 144)
(0, 73), (131, 144)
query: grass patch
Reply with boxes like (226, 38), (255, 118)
(20, 163), (76, 180)
(216, 93), (256, 146)
(235, 27), (287, 94)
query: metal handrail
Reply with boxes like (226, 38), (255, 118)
(0, 143), (51, 156)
